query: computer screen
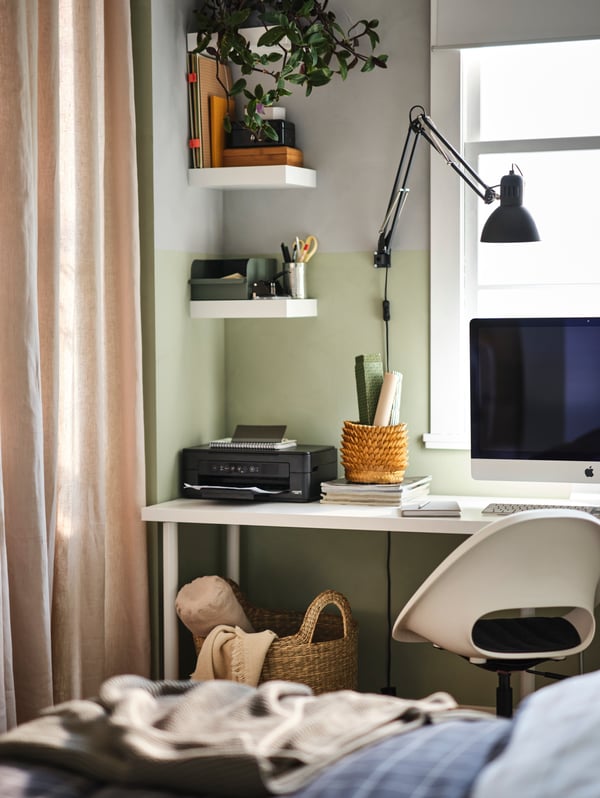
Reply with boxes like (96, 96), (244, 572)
(470, 317), (600, 485)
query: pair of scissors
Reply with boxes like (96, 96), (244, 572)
(297, 235), (318, 263)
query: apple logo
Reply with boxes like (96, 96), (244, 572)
(585, 466), (594, 478)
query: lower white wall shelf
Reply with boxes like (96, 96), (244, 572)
(188, 165), (317, 190)
(190, 299), (318, 319)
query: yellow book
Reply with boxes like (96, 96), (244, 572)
(209, 95), (228, 168)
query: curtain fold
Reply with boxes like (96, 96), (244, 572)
(0, 0), (149, 729)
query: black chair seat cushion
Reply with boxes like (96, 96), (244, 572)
(472, 616), (581, 654)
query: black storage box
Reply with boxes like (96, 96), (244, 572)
(189, 258), (277, 301)
(227, 120), (295, 148)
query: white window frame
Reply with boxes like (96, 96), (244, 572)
(425, 42), (600, 450)
(423, 48), (469, 450)
(425, 0), (600, 451)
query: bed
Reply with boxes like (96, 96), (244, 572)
(0, 668), (599, 798)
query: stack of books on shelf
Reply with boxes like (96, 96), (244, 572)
(320, 475), (432, 506)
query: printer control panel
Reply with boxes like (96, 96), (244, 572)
(208, 461), (265, 476)
(200, 458), (290, 479)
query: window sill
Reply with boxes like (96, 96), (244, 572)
(422, 432), (470, 450)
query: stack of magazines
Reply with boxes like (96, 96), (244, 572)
(320, 475), (432, 506)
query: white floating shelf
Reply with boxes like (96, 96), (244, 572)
(190, 299), (318, 319)
(188, 165), (317, 190)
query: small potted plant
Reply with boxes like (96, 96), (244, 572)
(192, 0), (388, 140)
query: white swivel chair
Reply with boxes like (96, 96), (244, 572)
(392, 509), (600, 717)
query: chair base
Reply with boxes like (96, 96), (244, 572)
(472, 658), (548, 717)
(496, 672), (513, 717)
(476, 661), (568, 717)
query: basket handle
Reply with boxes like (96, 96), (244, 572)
(294, 589), (355, 645)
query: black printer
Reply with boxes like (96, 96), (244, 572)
(181, 444), (337, 502)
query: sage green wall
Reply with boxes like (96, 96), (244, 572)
(133, 0), (228, 674)
(222, 248), (471, 699)
(224, 251), (428, 457)
(135, 0), (229, 505)
(154, 251), (226, 498)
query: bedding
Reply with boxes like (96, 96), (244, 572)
(0, 719), (507, 798)
(0, 670), (598, 798)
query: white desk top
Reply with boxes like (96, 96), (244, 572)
(142, 495), (493, 535)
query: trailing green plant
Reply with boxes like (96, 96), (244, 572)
(192, 0), (388, 140)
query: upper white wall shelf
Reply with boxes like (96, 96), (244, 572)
(190, 298), (318, 319)
(188, 165), (317, 190)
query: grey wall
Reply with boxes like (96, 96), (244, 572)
(151, 0), (224, 253)
(222, 0), (430, 256)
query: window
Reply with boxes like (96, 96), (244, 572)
(425, 39), (600, 449)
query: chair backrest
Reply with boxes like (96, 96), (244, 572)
(392, 509), (600, 660)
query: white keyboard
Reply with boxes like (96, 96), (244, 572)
(483, 502), (600, 518)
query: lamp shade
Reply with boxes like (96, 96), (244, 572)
(480, 170), (540, 243)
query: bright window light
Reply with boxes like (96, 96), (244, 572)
(476, 40), (600, 140)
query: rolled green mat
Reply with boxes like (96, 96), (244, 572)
(355, 354), (384, 426)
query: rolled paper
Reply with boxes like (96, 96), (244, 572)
(373, 371), (399, 426)
(389, 371), (403, 426)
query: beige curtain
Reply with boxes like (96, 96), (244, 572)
(0, 0), (150, 730)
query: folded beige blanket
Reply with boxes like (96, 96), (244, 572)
(191, 624), (277, 686)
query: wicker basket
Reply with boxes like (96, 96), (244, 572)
(192, 580), (358, 694)
(341, 420), (409, 483)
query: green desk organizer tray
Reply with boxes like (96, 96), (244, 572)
(189, 258), (277, 300)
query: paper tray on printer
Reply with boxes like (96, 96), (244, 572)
(183, 483), (288, 500)
(181, 443), (338, 502)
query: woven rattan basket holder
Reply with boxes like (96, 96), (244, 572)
(341, 420), (408, 483)
(193, 580), (358, 694)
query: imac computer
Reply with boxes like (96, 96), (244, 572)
(470, 317), (600, 488)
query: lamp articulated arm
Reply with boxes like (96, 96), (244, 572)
(374, 105), (499, 269)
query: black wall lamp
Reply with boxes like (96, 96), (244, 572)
(374, 105), (540, 268)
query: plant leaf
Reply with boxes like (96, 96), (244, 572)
(257, 26), (288, 47)
(229, 78), (247, 95)
(307, 66), (334, 86)
(227, 9), (252, 28)
(263, 123), (280, 141)
(361, 57), (376, 73)
(297, 0), (316, 16)
(336, 52), (349, 80)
